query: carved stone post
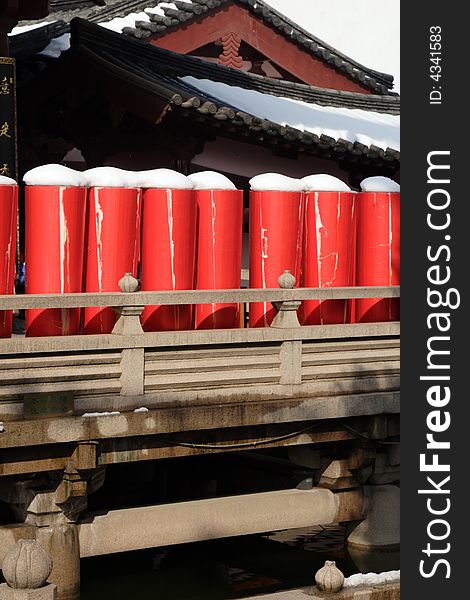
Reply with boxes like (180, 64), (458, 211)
(0, 467), (104, 600)
(271, 270), (301, 329)
(112, 273), (145, 396)
(272, 271), (302, 385)
(0, 540), (56, 599)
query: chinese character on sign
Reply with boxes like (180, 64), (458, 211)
(0, 122), (11, 138)
(0, 163), (10, 176)
(0, 76), (10, 95)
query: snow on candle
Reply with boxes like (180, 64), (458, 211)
(188, 171), (236, 190)
(0, 176), (17, 185)
(83, 166), (136, 188)
(130, 168), (193, 189)
(302, 173), (351, 191)
(249, 173), (304, 192)
(23, 164), (86, 187)
(360, 176), (400, 192)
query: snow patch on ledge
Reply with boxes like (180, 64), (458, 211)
(343, 570), (400, 588)
(134, 407), (149, 413)
(81, 411), (121, 418)
(0, 422), (5, 433)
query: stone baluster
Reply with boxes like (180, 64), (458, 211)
(112, 273), (144, 336)
(112, 273), (145, 396)
(271, 271), (302, 385)
(271, 270), (301, 329)
(315, 560), (345, 593)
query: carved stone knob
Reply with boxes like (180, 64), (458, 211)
(315, 560), (344, 593)
(278, 270), (296, 289)
(2, 539), (52, 589)
(118, 272), (139, 293)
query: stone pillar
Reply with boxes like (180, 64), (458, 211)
(34, 527), (79, 600)
(347, 484), (400, 549)
(347, 442), (400, 549)
(1, 466), (105, 600)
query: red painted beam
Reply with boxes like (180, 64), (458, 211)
(150, 4), (371, 94)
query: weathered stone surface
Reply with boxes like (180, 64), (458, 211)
(0, 583), (57, 599)
(77, 488), (361, 558)
(1, 540), (51, 590)
(347, 485), (400, 549)
(243, 582), (400, 599)
(36, 524), (80, 600)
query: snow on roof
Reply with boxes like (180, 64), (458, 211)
(99, 11), (151, 33)
(182, 75), (400, 151)
(38, 33), (71, 58)
(8, 21), (57, 36)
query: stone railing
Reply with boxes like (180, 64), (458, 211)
(0, 274), (400, 428)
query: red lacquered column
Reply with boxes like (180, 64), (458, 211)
(141, 188), (196, 331)
(0, 184), (18, 338)
(83, 187), (141, 334)
(249, 190), (303, 327)
(300, 191), (356, 325)
(194, 189), (243, 329)
(355, 191), (400, 322)
(25, 186), (87, 337)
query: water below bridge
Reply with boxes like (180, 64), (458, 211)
(79, 525), (399, 599)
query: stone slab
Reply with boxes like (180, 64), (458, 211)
(243, 582), (400, 599)
(0, 584), (56, 599)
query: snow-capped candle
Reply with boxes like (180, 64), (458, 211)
(83, 166), (134, 188)
(0, 175), (17, 185)
(249, 173), (304, 192)
(360, 176), (400, 192)
(188, 171), (236, 190)
(302, 173), (351, 192)
(130, 168), (193, 189)
(23, 164), (86, 187)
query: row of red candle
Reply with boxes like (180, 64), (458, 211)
(0, 184), (399, 337)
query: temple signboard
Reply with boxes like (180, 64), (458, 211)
(0, 56), (17, 181)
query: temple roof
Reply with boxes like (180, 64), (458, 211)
(11, 0), (396, 94)
(70, 18), (399, 166)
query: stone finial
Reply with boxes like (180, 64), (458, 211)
(118, 273), (139, 293)
(278, 270), (296, 289)
(315, 560), (344, 593)
(2, 540), (52, 590)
